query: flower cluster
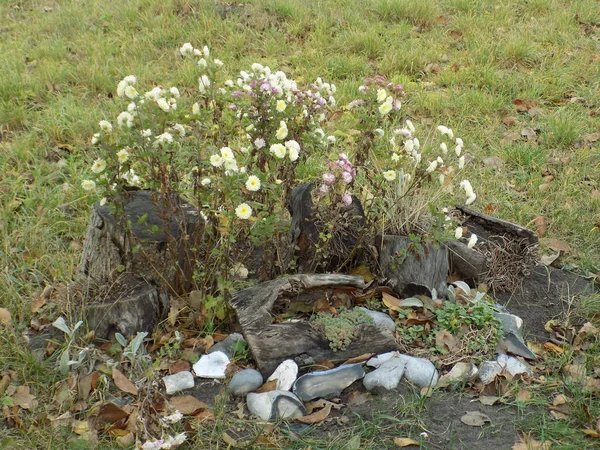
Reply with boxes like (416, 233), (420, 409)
(141, 433), (187, 450)
(319, 153), (356, 206)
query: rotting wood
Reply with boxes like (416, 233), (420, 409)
(229, 274), (397, 376)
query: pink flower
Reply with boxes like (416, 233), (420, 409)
(319, 184), (330, 194)
(341, 171), (353, 183)
(341, 192), (352, 206)
(322, 173), (336, 185)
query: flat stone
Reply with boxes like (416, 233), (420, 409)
(192, 351), (230, 379)
(293, 364), (365, 401)
(357, 307), (396, 333)
(436, 362), (479, 388)
(267, 359), (298, 391)
(497, 354), (532, 377)
(247, 390), (306, 421)
(229, 369), (263, 396)
(495, 313), (523, 336)
(366, 351), (398, 368)
(163, 371), (194, 395)
(478, 360), (503, 384)
(363, 357), (406, 392)
(500, 332), (537, 360)
(397, 354), (439, 388)
(208, 333), (246, 358)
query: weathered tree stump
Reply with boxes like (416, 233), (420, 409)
(229, 274), (397, 376)
(445, 240), (489, 285)
(288, 183), (366, 272)
(78, 190), (203, 338)
(377, 235), (449, 298)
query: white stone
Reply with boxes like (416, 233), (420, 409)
(267, 359), (298, 391)
(497, 354), (532, 377)
(436, 362), (478, 388)
(193, 351), (230, 379)
(246, 390), (305, 421)
(478, 360), (503, 384)
(358, 307), (396, 333)
(163, 371), (194, 394)
(363, 357), (406, 391)
(229, 369), (263, 396)
(366, 351), (399, 368)
(397, 354), (439, 388)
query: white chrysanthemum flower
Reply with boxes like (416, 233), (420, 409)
(225, 79), (234, 87)
(285, 140), (301, 161)
(437, 125), (454, 139)
(276, 121), (288, 140)
(426, 161), (438, 173)
(210, 154), (224, 167)
(413, 153), (422, 164)
(276, 100), (286, 112)
(466, 194), (477, 205)
(154, 132), (173, 146)
(440, 142), (448, 154)
(201, 178), (211, 186)
(198, 58), (208, 69)
(460, 179), (474, 198)
(220, 147), (235, 162)
(254, 138), (265, 149)
(275, 179), (283, 185)
(439, 174), (446, 185)
(99, 120), (112, 133)
(378, 98), (393, 116)
(145, 87), (164, 101)
(455, 227), (464, 239)
(314, 128), (325, 139)
(81, 179), (96, 191)
(124, 85), (138, 99)
(455, 137), (463, 146)
(240, 146), (249, 154)
(467, 234), (478, 248)
(191, 103), (200, 116)
(156, 98), (170, 112)
(117, 111), (134, 128)
(230, 263), (249, 279)
(117, 148), (129, 163)
(245, 124), (254, 132)
(91, 158), (106, 174)
(413, 137), (420, 150)
(437, 156), (444, 164)
(99, 197), (107, 206)
(270, 143), (286, 159)
(214, 58), (224, 67)
(172, 123), (185, 136)
(142, 129), (152, 138)
(235, 203), (252, 220)
(162, 411), (183, 424)
(383, 170), (397, 181)
(374, 128), (384, 138)
(199, 75), (211, 94)
(127, 102), (137, 113)
(180, 42), (194, 56)
(327, 135), (336, 144)
(404, 139), (414, 154)
(455, 145), (462, 157)
(391, 153), (400, 162)
(405, 119), (415, 133)
(376, 88), (387, 102)
(91, 133), (100, 145)
(245, 175), (261, 191)
(202, 45), (210, 58)
(458, 155), (465, 169)
(170, 87), (180, 98)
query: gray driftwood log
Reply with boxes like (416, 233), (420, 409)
(445, 240), (488, 284)
(78, 190), (202, 338)
(377, 235), (449, 299)
(229, 274), (397, 376)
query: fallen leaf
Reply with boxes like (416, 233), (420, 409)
(544, 342), (564, 353)
(112, 368), (138, 396)
(296, 403), (332, 424)
(533, 216), (547, 237)
(349, 265), (375, 283)
(549, 410), (568, 420)
(460, 411), (491, 426)
(512, 433), (552, 450)
(542, 238), (571, 254)
(382, 292), (403, 310)
(72, 420), (90, 435)
(516, 389), (532, 402)
(503, 116), (517, 126)
(312, 360), (335, 371)
(584, 132), (600, 143)
(521, 127), (537, 140)
(0, 308), (12, 325)
(582, 429), (600, 438)
(398, 298), (424, 308)
(552, 394), (569, 406)
(479, 395), (500, 406)
(221, 432), (238, 447)
(256, 379), (278, 393)
(394, 437), (420, 447)
(591, 190), (600, 200)
(540, 253), (560, 266)
(513, 99), (537, 112)
(193, 408), (215, 423)
(342, 353), (375, 365)
(97, 402), (128, 423)
(482, 155), (503, 168)
(538, 183), (551, 192)
(116, 431), (135, 447)
(435, 330), (459, 353)
(12, 386), (36, 410)
(168, 395), (210, 415)
(169, 360), (191, 375)
(348, 391), (370, 407)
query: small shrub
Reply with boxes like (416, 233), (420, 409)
(312, 307), (374, 351)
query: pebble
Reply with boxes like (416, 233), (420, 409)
(363, 357), (406, 392)
(436, 362), (479, 388)
(357, 307), (396, 333)
(293, 363), (365, 401)
(497, 354), (532, 377)
(267, 359), (298, 391)
(208, 333), (246, 358)
(478, 360), (503, 384)
(163, 371), (194, 394)
(192, 351), (230, 379)
(247, 390), (306, 421)
(228, 369), (263, 396)
(367, 353), (438, 388)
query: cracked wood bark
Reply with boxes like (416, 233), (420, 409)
(78, 190), (202, 338)
(229, 274), (397, 376)
(377, 235), (449, 299)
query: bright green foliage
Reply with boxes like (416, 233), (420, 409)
(312, 307), (374, 351)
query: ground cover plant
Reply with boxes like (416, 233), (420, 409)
(1, 0), (600, 449)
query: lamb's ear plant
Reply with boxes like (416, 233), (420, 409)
(52, 316), (88, 375)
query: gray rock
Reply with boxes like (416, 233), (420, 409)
(478, 360), (503, 384)
(208, 333), (246, 358)
(228, 369), (263, 396)
(357, 307), (396, 333)
(163, 371), (194, 394)
(398, 354), (439, 388)
(293, 364), (365, 401)
(501, 332), (537, 360)
(247, 390), (306, 421)
(495, 313), (523, 335)
(267, 359), (298, 391)
(193, 351), (230, 379)
(363, 357), (406, 392)
(497, 354), (532, 377)
(366, 351), (398, 368)
(436, 362), (479, 388)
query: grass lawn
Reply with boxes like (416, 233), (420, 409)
(1, 0), (599, 449)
